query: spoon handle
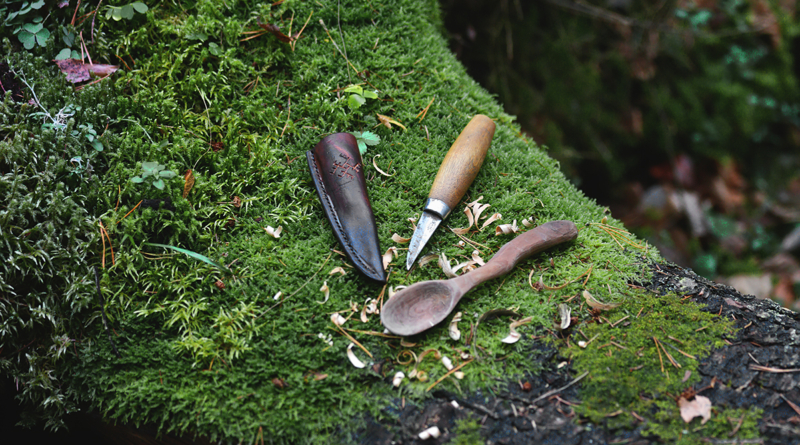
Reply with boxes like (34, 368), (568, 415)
(452, 220), (578, 294)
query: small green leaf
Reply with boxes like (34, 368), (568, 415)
(121, 4), (135, 19)
(361, 131), (380, 146)
(131, 2), (148, 13)
(131, 176), (144, 183)
(55, 48), (72, 60)
(152, 178), (165, 190)
(208, 42), (222, 56)
(159, 170), (177, 179)
(349, 131), (363, 139)
(357, 140), (367, 155)
(92, 140), (103, 152)
(19, 32), (35, 50)
(362, 90), (378, 99)
(343, 85), (363, 95)
(348, 94), (366, 109)
(141, 161), (160, 173)
(30, 0), (45, 9)
(22, 23), (42, 33)
(35, 28), (50, 47)
(145, 243), (231, 272)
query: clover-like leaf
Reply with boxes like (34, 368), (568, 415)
(152, 178), (165, 190)
(348, 94), (366, 109)
(19, 32), (36, 50)
(34, 27), (49, 46)
(121, 4), (135, 19)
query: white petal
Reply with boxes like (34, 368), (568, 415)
(346, 343), (366, 368)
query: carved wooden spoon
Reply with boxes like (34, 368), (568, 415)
(381, 220), (578, 336)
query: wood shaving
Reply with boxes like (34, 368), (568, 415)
(316, 281), (330, 304)
(441, 356), (453, 370)
(392, 371), (405, 387)
(387, 285), (406, 299)
(439, 252), (474, 277)
(464, 206), (474, 229)
(418, 254), (438, 266)
(522, 218), (534, 228)
(471, 250), (485, 266)
(472, 202), (491, 223)
(382, 246), (398, 270)
(501, 316), (532, 344)
(372, 154), (394, 177)
(331, 313), (347, 326)
(329, 267), (346, 276)
(346, 343), (366, 368)
(391, 233), (411, 243)
(583, 290), (621, 311)
(273, 291), (282, 300)
(265, 225), (283, 238)
(678, 395), (712, 424)
(557, 303), (571, 330)
(450, 227), (470, 235)
(449, 312), (462, 340)
(418, 426), (440, 440)
(495, 220), (519, 236)
(480, 212), (502, 230)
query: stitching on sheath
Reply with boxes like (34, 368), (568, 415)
(309, 151), (378, 275)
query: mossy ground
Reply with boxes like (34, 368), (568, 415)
(0, 0), (766, 443)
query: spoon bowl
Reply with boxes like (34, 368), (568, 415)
(382, 220), (578, 336)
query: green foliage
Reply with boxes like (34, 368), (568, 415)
(104, 2), (148, 21)
(451, 417), (484, 445)
(343, 84), (379, 109)
(350, 130), (380, 154)
(130, 161), (177, 190)
(17, 21), (49, 49)
(144, 243), (230, 272)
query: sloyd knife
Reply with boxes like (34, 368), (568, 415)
(406, 114), (496, 269)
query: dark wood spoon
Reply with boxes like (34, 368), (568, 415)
(381, 220), (578, 336)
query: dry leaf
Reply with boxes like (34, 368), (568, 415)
(480, 212), (502, 230)
(329, 266), (346, 276)
(501, 316), (532, 344)
(678, 395), (712, 424)
(382, 246), (398, 270)
(256, 18), (295, 43)
(495, 220), (519, 236)
(346, 343), (366, 368)
(392, 233), (411, 243)
(449, 312), (462, 341)
(557, 303), (571, 330)
(392, 371), (405, 387)
(313, 372), (328, 381)
(372, 154), (394, 177)
(183, 170), (195, 198)
(317, 281), (330, 304)
(418, 426), (441, 440)
(265, 225), (282, 238)
(376, 114), (407, 130)
(331, 313), (347, 326)
(55, 59), (118, 84)
(582, 290), (621, 311)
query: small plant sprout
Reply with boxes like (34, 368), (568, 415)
(343, 85), (378, 110)
(131, 162), (178, 190)
(349, 131), (380, 154)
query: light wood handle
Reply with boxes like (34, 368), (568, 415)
(452, 221), (578, 294)
(428, 115), (495, 210)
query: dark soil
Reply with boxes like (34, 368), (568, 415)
(360, 262), (800, 445)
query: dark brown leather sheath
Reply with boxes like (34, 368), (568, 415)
(307, 133), (387, 283)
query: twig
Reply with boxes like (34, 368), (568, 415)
(318, 19), (358, 78)
(255, 252), (333, 319)
(91, 0), (103, 42)
(426, 359), (473, 392)
(529, 371), (589, 405)
(117, 199), (143, 223)
(335, 324), (372, 358)
(750, 364), (800, 373)
(337, 0), (349, 81)
(93, 266), (121, 358)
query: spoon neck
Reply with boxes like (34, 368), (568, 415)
(451, 259), (510, 294)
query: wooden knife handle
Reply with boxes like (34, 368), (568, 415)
(428, 115), (495, 210)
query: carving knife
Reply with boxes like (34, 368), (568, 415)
(406, 114), (496, 269)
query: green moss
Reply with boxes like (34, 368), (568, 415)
(2, 0), (666, 441)
(566, 289), (737, 440)
(452, 417), (484, 445)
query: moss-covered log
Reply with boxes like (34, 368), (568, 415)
(1, 0), (797, 444)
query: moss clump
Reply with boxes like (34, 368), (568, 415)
(566, 288), (737, 440)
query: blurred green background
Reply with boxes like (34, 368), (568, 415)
(441, 0), (800, 310)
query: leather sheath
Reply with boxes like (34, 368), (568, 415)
(307, 133), (386, 283)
